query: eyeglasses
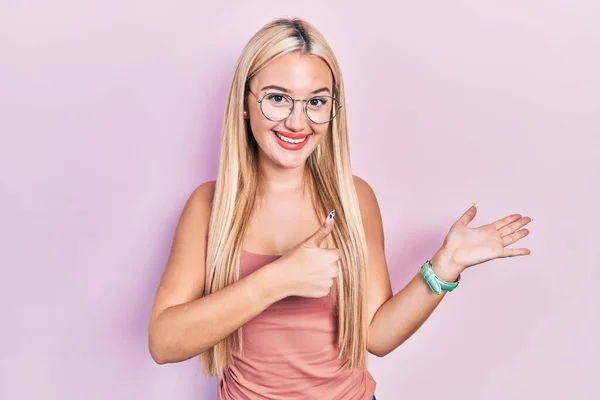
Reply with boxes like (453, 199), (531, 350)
(247, 89), (342, 124)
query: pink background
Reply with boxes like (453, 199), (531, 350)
(1, 1), (598, 399)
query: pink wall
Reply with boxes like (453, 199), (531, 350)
(2, 1), (598, 399)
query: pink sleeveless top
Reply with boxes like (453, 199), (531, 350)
(217, 251), (376, 400)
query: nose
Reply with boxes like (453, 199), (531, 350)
(284, 100), (308, 132)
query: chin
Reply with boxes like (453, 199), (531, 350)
(272, 151), (314, 169)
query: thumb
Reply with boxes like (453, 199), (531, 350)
(458, 203), (478, 226)
(304, 210), (336, 248)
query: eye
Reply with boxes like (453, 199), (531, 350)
(308, 97), (328, 107)
(265, 93), (290, 105)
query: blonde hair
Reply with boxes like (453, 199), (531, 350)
(202, 17), (369, 377)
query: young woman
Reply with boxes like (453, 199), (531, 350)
(148, 18), (532, 400)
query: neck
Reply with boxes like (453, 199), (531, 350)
(257, 154), (309, 195)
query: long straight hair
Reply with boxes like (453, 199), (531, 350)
(201, 17), (369, 377)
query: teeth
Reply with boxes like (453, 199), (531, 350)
(275, 132), (307, 144)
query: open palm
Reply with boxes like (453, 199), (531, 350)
(441, 204), (532, 271)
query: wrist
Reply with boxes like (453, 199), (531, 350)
(256, 260), (291, 303)
(430, 248), (462, 283)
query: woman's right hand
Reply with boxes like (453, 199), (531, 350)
(273, 210), (341, 298)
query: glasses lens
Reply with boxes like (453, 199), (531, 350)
(306, 96), (338, 124)
(259, 93), (340, 123)
(260, 93), (294, 121)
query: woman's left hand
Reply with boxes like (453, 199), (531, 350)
(431, 204), (533, 279)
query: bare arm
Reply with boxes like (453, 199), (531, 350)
(147, 182), (286, 364)
(356, 176), (530, 357)
(367, 253), (457, 357)
(354, 176), (457, 357)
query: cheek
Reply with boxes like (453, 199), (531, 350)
(249, 117), (275, 141)
(310, 125), (330, 143)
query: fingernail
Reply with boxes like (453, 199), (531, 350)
(472, 202), (478, 209)
(326, 209), (336, 222)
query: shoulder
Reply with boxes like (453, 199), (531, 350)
(180, 180), (216, 221)
(353, 175), (374, 195)
(190, 180), (216, 204)
(352, 175), (379, 212)
(353, 175), (384, 235)
(186, 180), (216, 209)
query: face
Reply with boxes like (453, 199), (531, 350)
(245, 52), (335, 170)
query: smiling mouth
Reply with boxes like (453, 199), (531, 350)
(273, 131), (311, 144)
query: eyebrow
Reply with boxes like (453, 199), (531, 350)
(259, 85), (331, 95)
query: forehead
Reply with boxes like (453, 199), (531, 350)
(251, 52), (333, 95)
